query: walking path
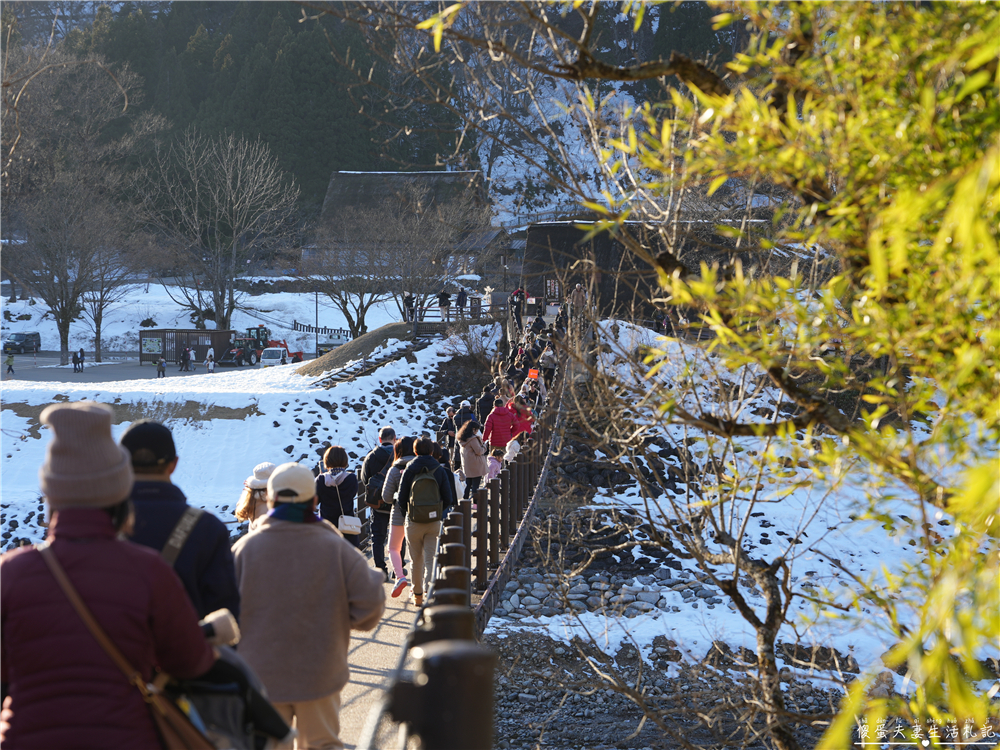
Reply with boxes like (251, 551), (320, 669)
(340, 579), (416, 749)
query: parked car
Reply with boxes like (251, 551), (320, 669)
(3, 332), (41, 354)
(259, 347), (287, 367)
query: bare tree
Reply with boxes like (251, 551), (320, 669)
(80, 241), (139, 362)
(303, 179), (493, 335)
(137, 129), (299, 331)
(20, 174), (107, 362)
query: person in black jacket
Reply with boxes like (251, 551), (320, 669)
(456, 288), (468, 319)
(360, 426), (396, 580)
(437, 290), (451, 322)
(476, 389), (495, 424)
(315, 445), (360, 548)
(396, 437), (456, 606)
(455, 400), (476, 432)
(120, 420), (240, 620)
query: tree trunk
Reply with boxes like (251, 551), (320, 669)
(93, 309), (103, 363)
(58, 320), (71, 366)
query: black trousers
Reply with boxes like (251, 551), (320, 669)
(370, 510), (391, 570)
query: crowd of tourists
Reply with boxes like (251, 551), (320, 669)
(0, 327), (559, 750)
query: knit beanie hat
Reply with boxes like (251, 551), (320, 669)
(245, 461), (276, 490)
(39, 402), (134, 509)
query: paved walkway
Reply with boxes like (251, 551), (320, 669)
(340, 578), (416, 749)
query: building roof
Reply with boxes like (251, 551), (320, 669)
(320, 170), (485, 224)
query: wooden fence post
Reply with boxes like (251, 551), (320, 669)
(488, 477), (500, 567)
(499, 470), (511, 543)
(458, 498), (472, 570)
(474, 489), (488, 589)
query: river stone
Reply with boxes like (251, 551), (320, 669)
(522, 595), (541, 606)
(636, 591), (661, 604)
(508, 594), (521, 609)
(569, 583), (590, 595)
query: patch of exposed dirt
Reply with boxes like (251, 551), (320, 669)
(295, 322), (413, 378)
(2, 399), (260, 438)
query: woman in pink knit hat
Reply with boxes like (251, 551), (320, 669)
(0, 402), (215, 749)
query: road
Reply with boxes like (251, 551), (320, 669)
(0, 352), (313, 384)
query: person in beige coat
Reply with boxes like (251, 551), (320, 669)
(457, 421), (490, 499)
(232, 463), (385, 750)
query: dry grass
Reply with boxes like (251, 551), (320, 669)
(294, 322), (413, 378)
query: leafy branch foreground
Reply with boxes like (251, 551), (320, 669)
(380, 2), (1000, 747)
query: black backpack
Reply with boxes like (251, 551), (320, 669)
(363, 446), (392, 511)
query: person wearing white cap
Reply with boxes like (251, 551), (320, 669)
(235, 461), (277, 531)
(0, 402), (216, 748)
(232, 462), (385, 749)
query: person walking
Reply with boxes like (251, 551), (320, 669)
(509, 395), (535, 440)
(457, 421), (489, 500)
(360, 426), (396, 580)
(156, 356), (166, 378)
(476, 387), (495, 424)
(569, 283), (587, 329)
(236, 462), (277, 532)
(509, 288), (525, 331)
(4, 352), (14, 377)
(72, 351), (80, 373)
(316, 446), (361, 549)
(455, 400), (476, 432)
(180, 347), (190, 372)
(456, 288), (468, 319)
(483, 397), (516, 451)
(77, 347), (85, 370)
(205, 354), (216, 373)
(437, 289), (451, 322)
(120, 419), (241, 620)
(381, 436), (416, 598)
(0, 402), (215, 748)
(232, 462), (385, 750)
(403, 292), (415, 323)
(439, 406), (457, 461)
(396, 437), (456, 607)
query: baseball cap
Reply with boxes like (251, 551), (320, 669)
(120, 420), (177, 468)
(267, 462), (316, 503)
(460, 400), (471, 408)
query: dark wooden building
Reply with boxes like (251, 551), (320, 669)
(138, 329), (236, 365)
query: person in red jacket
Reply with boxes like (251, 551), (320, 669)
(508, 395), (535, 439)
(482, 397), (516, 450)
(0, 402), (215, 749)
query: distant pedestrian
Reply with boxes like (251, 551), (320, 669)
(439, 406), (457, 455)
(437, 289), (451, 322)
(77, 348), (85, 370)
(457, 421), (489, 499)
(4, 352), (14, 377)
(180, 347), (190, 372)
(72, 351), (80, 373)
(483, 397), (516, 451)
(205, 354), (216, 373)
(455, 400), (477, 433)
(360, 426), (396, 581)
(509, 288), (525, 330)
(403, 292), (415, 322)
(156, 356), (166, 378)
(456, 288), (468, 319)
(476, 388), (494, 424)
(381, 437), (417, 597)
